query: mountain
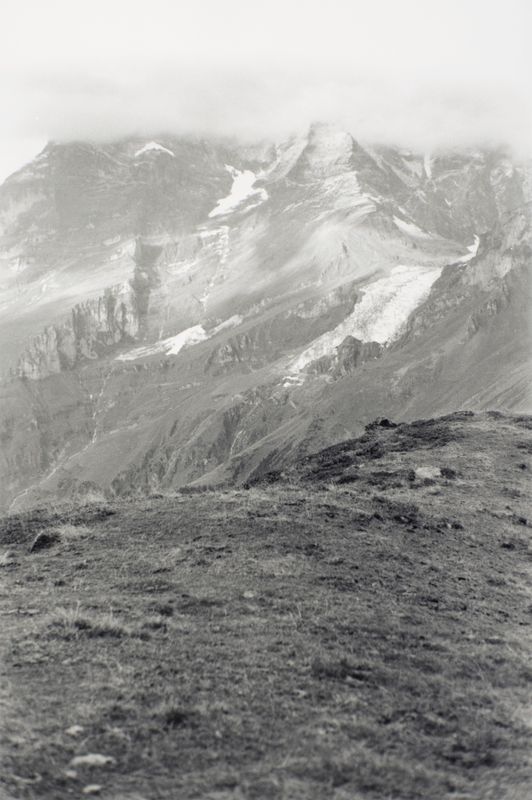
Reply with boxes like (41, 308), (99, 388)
(0, 124), (530, 510)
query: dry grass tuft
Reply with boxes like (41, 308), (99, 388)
(47, 606), (137, 639)
(54, 523), (91, 542)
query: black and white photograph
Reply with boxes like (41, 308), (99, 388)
(0, 1), (531, 798)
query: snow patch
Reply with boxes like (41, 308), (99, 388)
(212, 314), (243, 334)
(165, 326), (207, 354)
(424, 154), (432, 179)
(208, 166), (267, 218)
(116, 325), (207, 362)
(291, 264), (442, 371)
(457, 236), (480, 263)
(103, 235), (121, 247)
(164, 257), (197, 277)
(282, 374), (305, 388)
(134, 141), (175, 158)
(393, 216), (432, 240)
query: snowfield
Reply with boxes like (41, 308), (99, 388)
(458, 236), (480, 263)
(208, 166), (268, 218)
(393, 216), (432, 239)
(116, 325), (207, 362)
(291, 264), (443, 371)
(115, 311), (245, 362)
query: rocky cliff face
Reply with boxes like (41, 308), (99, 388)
(375, 147), (527, 241)
(0, 136), (269, 373)
(13, 236), (172, 380)
(205, 282), (361, 375)
(16, 284), (140, 379)
(306, 336), (384, 377)
(0, 127), (529, 509)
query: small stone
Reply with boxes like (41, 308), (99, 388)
(70, 754), (115, 767)
(64, 770), (78, 779)
(82, 785), (103, 795)
(415, 466), (441, 480)
(0, 549), (16, 566)
(440, 466), (457, 479)
(377, 417), (397, 428)
(66, 725), (84, 737)
(8, 735), (26, 746)
(367, 417), (397, 429)
(242, 591), (255, 599)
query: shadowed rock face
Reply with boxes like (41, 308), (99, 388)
(0, 126), (530, 510)
(335, 336), (383, 375)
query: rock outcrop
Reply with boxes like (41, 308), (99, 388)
(16, 284), (139, 380)
(304, 336), (383, 377)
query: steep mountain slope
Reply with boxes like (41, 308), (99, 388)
(0, 136), (270, 373)
(207, 204), (530, 487)
(0, 125), (529, 509)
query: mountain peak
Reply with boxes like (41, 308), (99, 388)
(284, 122), (358, 179)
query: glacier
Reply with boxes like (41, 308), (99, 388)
(291, 264), (443, 372)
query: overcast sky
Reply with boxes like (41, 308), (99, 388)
(0, 0), (530, 181)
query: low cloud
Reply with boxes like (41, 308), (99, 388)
(0, 0), (530, 180)
(5, 65), (530, 152)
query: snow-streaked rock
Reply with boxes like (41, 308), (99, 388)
(320, 173), (377, 218)
(134, 141), (175, 158)
(212, 314), (244, 334)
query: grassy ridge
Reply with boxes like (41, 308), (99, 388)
(0, 413), (531, 799)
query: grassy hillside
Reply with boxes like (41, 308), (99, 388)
(0, 412), (531, 799)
